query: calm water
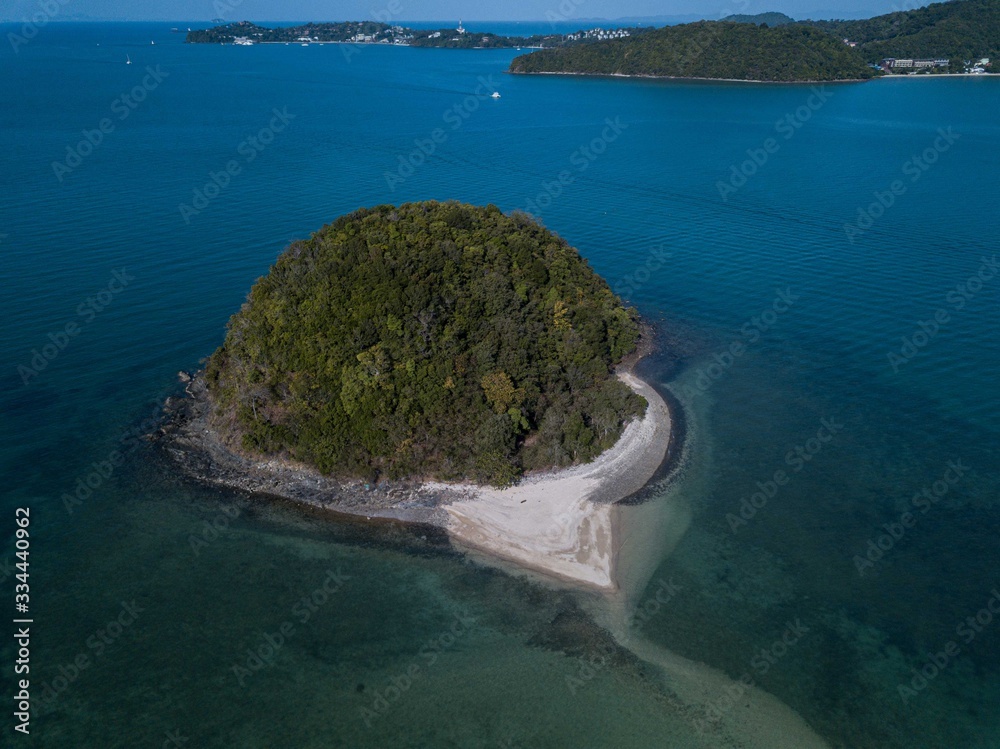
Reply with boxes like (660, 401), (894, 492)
(3, 22), (999, 748)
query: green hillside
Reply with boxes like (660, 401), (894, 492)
(510, 22), (875, 81)
(205, 202), (645, 487)
(722, 12), (796, 26)
(803, 0), (1000, 61)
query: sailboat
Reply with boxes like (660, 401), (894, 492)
(126, 54), (132, 65)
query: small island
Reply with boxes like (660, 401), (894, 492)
(161, 202), (674, 589)
(184, 20), (628, 49)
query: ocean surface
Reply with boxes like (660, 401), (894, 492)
(2, 21), (999, 749)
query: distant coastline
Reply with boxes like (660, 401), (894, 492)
(510, 70), (872, 84)
(511, 70), (998, 82)
(874, 71), (1000, 79)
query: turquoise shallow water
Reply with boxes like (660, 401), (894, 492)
(2, 22), (999, 748)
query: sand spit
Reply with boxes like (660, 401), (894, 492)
(430, 371), (674, 591)
(159, 365), (833, 747)
(159, 364), (673, 590)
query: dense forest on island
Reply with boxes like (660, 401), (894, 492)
(205, 202), (645, 487)
(509, 22), (876, 81)
(801, 0), (1000, 62)
(722, 12), (796, 26)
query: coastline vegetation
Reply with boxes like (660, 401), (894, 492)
(187, 2), (997, 81)
(205, 202), (645, 487)
(802, 0), (1000, 63)
(509, 22), (876, 82)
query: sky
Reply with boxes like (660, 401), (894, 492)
(1, 0), (932, 22)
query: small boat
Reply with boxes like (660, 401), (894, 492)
(491, 91), (501, 99)
(301, 43), (309, 46)
(150, 40), (155, 45)
(126, 54), (132, 65)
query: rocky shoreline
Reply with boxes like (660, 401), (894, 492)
(154, 326), (675, 589)
(155, 375), (453, 526)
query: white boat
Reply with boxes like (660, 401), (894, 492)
(301, 43), (309, 46)
(126, 54), (132, 65)
(491, 91), (501, 99)
(151, 40), (155, 45)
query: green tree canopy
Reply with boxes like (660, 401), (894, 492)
(509, 22), (876, 81)
(206, 202), (645, 486)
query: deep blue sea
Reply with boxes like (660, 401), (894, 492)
(2, 21), (999, 749)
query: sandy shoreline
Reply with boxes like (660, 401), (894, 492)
(432, 371), (673, 590)
(157, 349), (674, 592)
(156, 360), (837, 746)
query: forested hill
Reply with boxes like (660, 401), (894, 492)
(801, 0), (1000, 62)
(722, 12), (796, 26)
(509, 22), (876, 81)
(205, 202), (646, 487)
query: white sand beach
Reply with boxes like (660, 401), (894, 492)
(428, 371), (674, 591)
